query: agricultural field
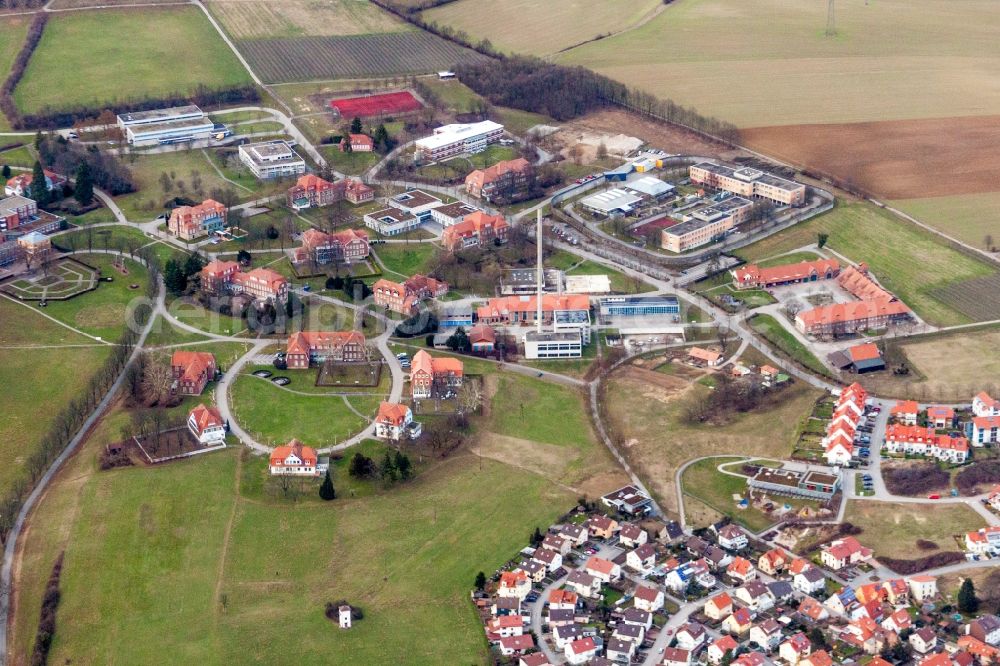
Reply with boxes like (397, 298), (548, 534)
(891, 191), (1000, 250)
(13, 8), (252, 115)
(423, 0), (664, 56)
(0, 298), (110, 497)
(238, 32), (488, 83)
(207, 0), (411, 39)
(603, 363), (822, 517)
(843, 500), (985, 561)
(736, 202), (1000, 328)
(0, 15), (29, 131)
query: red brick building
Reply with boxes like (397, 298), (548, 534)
(372, 274), (448, 315)
(292, 227), (370, 266)
(170, 351), (217, 395)
(285, 331), (368, 369)
(167, 199), (227, 240)
(410, 349), (463, 399)
(287, 175), (374, 210)
(465, 157), (531, 201)
(441, 211), (509, 251)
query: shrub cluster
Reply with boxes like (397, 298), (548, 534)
(880, 551), (964, 575)
(882, 462), (949, 497)
(30, 551), (64, 666)
(956, 460), (1000, 495)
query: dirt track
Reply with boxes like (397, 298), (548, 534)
(742, 115), (1000, 199)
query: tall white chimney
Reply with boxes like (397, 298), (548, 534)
(536, 209), (544, 334)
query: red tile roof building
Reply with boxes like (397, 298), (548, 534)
(441, 211), (509, 251)
(187, 404), (226, 444)
(796, 264), (910, 336)
(469, 322), (496, 352)
(465, 157), (531, 201)
(269, 439), (319, 476)
(372, 274), (448, 315)
(200, 262), (288, 303)
(374, 401), (414, 440)
(732, 258), (839, 290)
(476, 293), (590, 327)
(287, 174), (374, 210)
(5, 169), (66, 197)
(170, 351), (216, 395)
(199, 259), (241, 293)
(292, 227), (370, 266)
(884, 424), (969, 463)
(410, 349), (463, 399)
(342, 133), (374, 152)
(285, 331), (368, 369)
(167, 199), (227, 240)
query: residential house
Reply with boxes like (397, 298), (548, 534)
(958, 636), (1000, 664)
(491, 596), (520, 617)
(675, 623), (708, 651)
(890, 400), (919, 425)
(613, 622), (644, 644)
(532, 547), (562, 573)
(973, 392), (1000, 417)
(497, 571), (531, 600)
(726, 556), (757, 583)
(285, 331), (368, 369)
(708, 635), (739, 664)
(519, 655), (552, 666)
(825, 587), (857, 616)
(968, 615), (1000, 646)
(465, 157), (531, 201)
(5, 169), (66, 197)
(734, 581), (774, 612)
(409, 349), (463, 399)
(688, 346), (722, 366)
(497, 635), (534, 657)
(758, 549), (788, 576)
(566, 570), (600, 598)
(882, 609), (912, 634)
(715, 524), (748, 551)
(733, 653), (767, 666)
(882, 578), (910, 606)
(547, 607), (575, 628)
(542, 533), (571, 557)
(789, 558), (813, 576)
(910, 627), (938, 654)
(626, 543), (657, 574)
(585, 556), (620, 583)
(907, 575), (938, 603)
(549, 589), (578, 611)
(619, 522), (648, 548)
(780, 633), (813, 665)
(794, 568), (826, 595)
(884, 424), (969, 463)
(965, 526), (1000, 555)
(292, 227), (370, 266)
(441, 211), (509, 251)
(517, 560), (545, 584)
(187, 404), (226, 445)
(842, 616), (888, 655)
(565, 637), (598, 665)
(633, 584), (664, 613)
(552, 623), (583, 649)
(486, 614), (524, 639)
(987, 485), (1000, 512)
(606, 637), (636, 663)
(374, 402), (420, 441)
(665, 558), (715, 593)
(585, 515), (619, 540)
(170, 351), (216, 395)
(722, 608), (753, 636)
(268, 439), (320, 476)
(800, 650), (833, 666)
(750, 619), (783, 651)
(559, 523), (588, 547)
(342, 133), (374, 152)
(768, 581), (794, 603)
(797, 597), (829, 623)
(167, 199), (226, 240)
(704, 592), (733, 621)
(621, 606), (652, 631)
(602, 485), (654, 516)
(927, 406), (955, 429)
(662, 647), (692, 666)
(920, 655), (957, 666)
(372, 274), (449, 316)
(972, 415), (1000, 446)
(820, 536), (872, 570)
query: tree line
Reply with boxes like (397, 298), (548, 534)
(0, 251), (160, 544)
(35, 132), (135, 195)
(0, 12), (47, 129)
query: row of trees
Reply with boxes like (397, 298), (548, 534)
(0, 12), (46, 128)
(35, 133), (135, 195)
(348, 449), (413, 485)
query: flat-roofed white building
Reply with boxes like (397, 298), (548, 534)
(690, 161), (806, 206)
(238, 141), (306, 180)
(414, 121), (504, 161)
(117, 105), (215, 147)
(524, 330), (582, 359)
(580, 188), (642, 216)
(628, 176), (675, 198)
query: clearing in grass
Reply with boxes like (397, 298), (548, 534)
(13, 7), (252, 115)
(736, 202), (1000, 328)
(842, 500), (985, 561)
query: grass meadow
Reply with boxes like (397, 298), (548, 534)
(208, 0), (411, 39)
(892, 192), (1000, 250)
(13, 7), (252, 115)
(0, 15), (29, 131)
(843, 500), (985, 560)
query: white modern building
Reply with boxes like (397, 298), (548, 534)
(414, 120), (504, 161)
(523, 330), (582, 360)
(238, 141), (306, 180)
(117, 105), (215, 147)
(579, 188), (643, 216)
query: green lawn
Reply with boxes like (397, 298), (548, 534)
(737, 201), (998, 327)
(373, 242), (439, 278)
(892, 192), (1000, 250)
(844, 500), (986, 561)
(681, 457), (773, 532)
(0, 144), (34, 168)
(0, 16), (29, 131)
(141, 314), (214, 348)
(756, 250), (823, 268)
(13, 7), (252, 114)
(748, 313), (829, 377)
(487, 374), (592, 448)
(39, 254), (150, 341)
(548, 249), (652, 294)
(229, 373), (379, 447)
(165, 299), (247, 337)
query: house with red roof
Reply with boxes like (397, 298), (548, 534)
(884, 424), (969, 463)
(201, 262), (288, 303)
(927, 405), (955, 429)
(497, 570), (530, 600)
(708, 635), (739, 664)
(167, 199), (226, 240)
(268, 439), (320, 476)
(342, 133), (374, 152)
(441, 211), (510, 251)
(688, 346), (722, 366)
(465, 157), (531, 202)
(722, 607), (753, 635)
(409, 349), (463, 399)
(187, 404), (226, 445)
(584, 556), (621, 583)
(200, 260), (241, 293)
(372, 274), (448, 315)
(292, 227), (370, 266)
(846, 342), (885, 373)
(374, 402), (419, 440)
(170, 351), (216, 395)
(564, 637), (598, 664)
(731, 257), (839, 290)
(497, 634), (533, 657)
(486, 614), (524, 640)
(625, 543), (657, 574)
(758, 548), (788, 576)
(749, 618), (783, 651)
(973, 391), (1000, 417)
(285, 331), (368, 369)
(820, 536), (872, 570)
(5, 169), (66, 198)
(972, 415), (1000, 446)
(704, 592), (733, 621)
(965, 526), (1000, 555)
(662, 647), (692, 666)
(890, 400), (920, 425)
(519, 654), (552, 666)
(987, 485), (1000, 512)
(469, 323), (496, 353)
(780, 633), (813, 665)
(726, 556), (757, 583)
(633, 584), (664, 613)
(801, 650), (833, 666)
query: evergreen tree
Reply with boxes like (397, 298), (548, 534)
(530, 527), (543, 546)
(380, 450), (397, 483)
(350, 116), (363, 134)
(343, 139), (353, 154)
(349, 452), (374, 478)
(318, 469), (336, 501)
(474, 571), (486, 591)
(1, 164), (10, 179)
(163, 259), (187, 295)
(817, 233), (829, 249)
(958, 578), (979, 613)
(446, 328), (471, 353)
(28, 160), (49, 205)
(73, 161), (93, 205)
(374, 124), (390, 151)
(236, 249), (252, 265)
(183, 251), (205, 277)
(394, 450), (412, 480)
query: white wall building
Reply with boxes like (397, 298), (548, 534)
(238, 141), (306, 180)
(414, 120), (504, 161)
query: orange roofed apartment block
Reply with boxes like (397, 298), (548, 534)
(200, 260), (289, 303)
(795, 264), (910, 337)
(171, 351), (216, 395)
(286, 174), (373, 211)
(465, 157), (531, 202)
(409, 349), (463, 399)
(441, 211), (509, 251)
(167, 199), (227, 240)
(285, 331), (368, 369)
(372, 274), (448, 315)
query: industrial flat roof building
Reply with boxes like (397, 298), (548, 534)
(690, 161), (806, 206)
(238, 141), (306, 180)
(628, 176), (675, 199)
(523, 330), (582, 360)
(580, 188), (642, 216)
(599, 295), (680, 318)
(117, 105), (215, 147)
